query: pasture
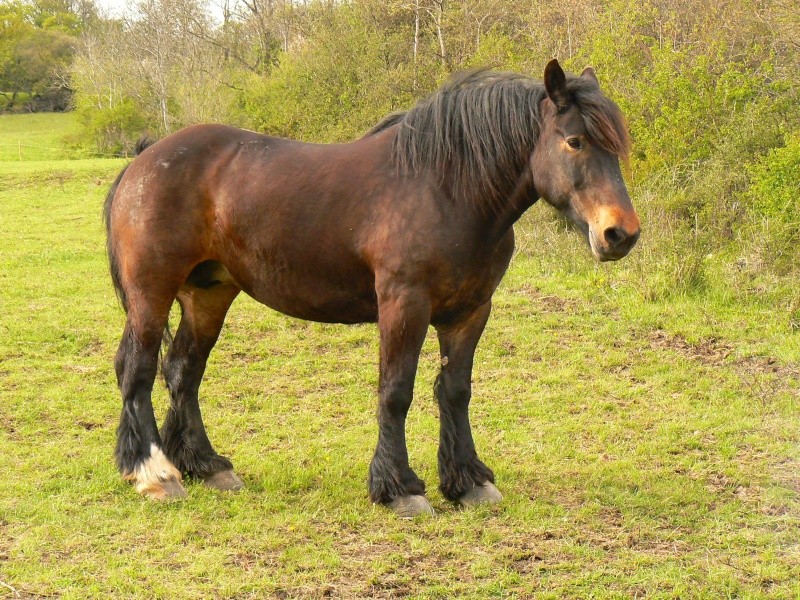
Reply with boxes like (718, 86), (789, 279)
(0, 113), (798, 598)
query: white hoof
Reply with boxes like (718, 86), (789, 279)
(126, 445), (186, 500)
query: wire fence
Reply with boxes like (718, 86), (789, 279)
(0, 142), (126, 161)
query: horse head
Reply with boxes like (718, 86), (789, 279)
(532, 59), (640, 261)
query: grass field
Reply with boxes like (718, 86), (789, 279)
(0, 113), (798, 598)
(0, 112), (84, 161)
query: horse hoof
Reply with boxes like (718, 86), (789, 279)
(136, 476), (188, 500)
(387, 495), (435, 518)
(203, 469), (244, 492)
(159, 477), (189, 500)
(459, 482), (503, 507)
(127, 446), (187, 500)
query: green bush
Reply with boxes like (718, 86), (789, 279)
(738, 133), (800, 273)
(75, 98), (150, 156)
(238, 4), (420, 142)
(748, 133), (800, 223)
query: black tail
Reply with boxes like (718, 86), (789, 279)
(103, 166), (131, 313)
(103, 137), (158, 313)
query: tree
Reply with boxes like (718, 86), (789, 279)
(72, 0), (236, 151)
(0, 0), (89, 111)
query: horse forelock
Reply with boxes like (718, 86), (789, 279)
(388, 69), (629, 213)
(567, 78), (631, 161)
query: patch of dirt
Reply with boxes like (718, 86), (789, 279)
(772, 457), (800, 494)
(62, 363), (99, 375)
(704, 471), (744, 496)
(514, 284), (582, 313)
(648, 329), (733, 366)
(505, 546), (545, 574)
(78, 338), (105, 357)
(648, 329), (800, 382)
(0, 415), (21, 442)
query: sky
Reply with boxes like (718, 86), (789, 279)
(93, 0), (227, 21)
(94, 0), (137, 17)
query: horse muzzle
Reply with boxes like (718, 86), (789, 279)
(588, 207), (641, 262)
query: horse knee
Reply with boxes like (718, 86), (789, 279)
(161, 349), (189, 395)
(380, 380), (414, 417)
(162, 332), (208, 397)
(435, 373), (471, 408)
(114, 347), (126, 387)
(114, 329), (136, 387)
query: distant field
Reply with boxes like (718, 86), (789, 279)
(0, 113), (798, 598)
(0, 112), (84, 161)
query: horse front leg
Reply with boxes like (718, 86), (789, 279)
(435, 301), (502, 507)
(368, 287), (433, 518)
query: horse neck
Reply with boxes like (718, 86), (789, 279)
(480, 166), (539, 245)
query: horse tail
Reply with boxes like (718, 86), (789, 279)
(134, 137), (156, 155)
(103, 137), (158, 314)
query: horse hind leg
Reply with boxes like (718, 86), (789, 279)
(160, 273), (242, 491)
(115, 291), (186, 500)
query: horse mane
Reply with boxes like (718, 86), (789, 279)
(388, 68), (630, 213)
(363, 111), (407, 137)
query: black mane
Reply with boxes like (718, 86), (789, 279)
(364, 112), (407, 137)
(388, 69), (630, 213)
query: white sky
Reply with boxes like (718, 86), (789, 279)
(94, 0), (141, 17)
(93, 0), (227, 21)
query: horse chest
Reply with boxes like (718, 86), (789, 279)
(429, 235), (515, 324)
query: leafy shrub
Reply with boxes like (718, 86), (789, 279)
(739, 134), (800, 273)
(75, 98), (150, 156)
(748, 133), (800, 223)
(238, 4), (420, 142)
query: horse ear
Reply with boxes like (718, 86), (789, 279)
(544, 59), (569, 108)
(581, 66), (599, 85)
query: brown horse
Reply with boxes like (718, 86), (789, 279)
(104, 59), (639, 517)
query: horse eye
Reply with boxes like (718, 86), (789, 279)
(566, 137), (583, 150)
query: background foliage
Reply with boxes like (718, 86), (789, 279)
(2, 0), (798, 328)
(64, 0), (800, 308)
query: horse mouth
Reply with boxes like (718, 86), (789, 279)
(596, 252), (624, 262)
(589, 241), (625, 262)
(588, 228), (640, 261)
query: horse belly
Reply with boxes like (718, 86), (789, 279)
(251, 284), (379, 324)
(223, 249), (379, 324)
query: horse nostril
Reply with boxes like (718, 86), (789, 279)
(604, 226), (626, 248)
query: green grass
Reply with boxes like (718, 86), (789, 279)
(1, 113), (798, 598)
(0, 112), (84, 161)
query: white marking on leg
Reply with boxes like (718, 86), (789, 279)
(125, 444), (182, 498)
